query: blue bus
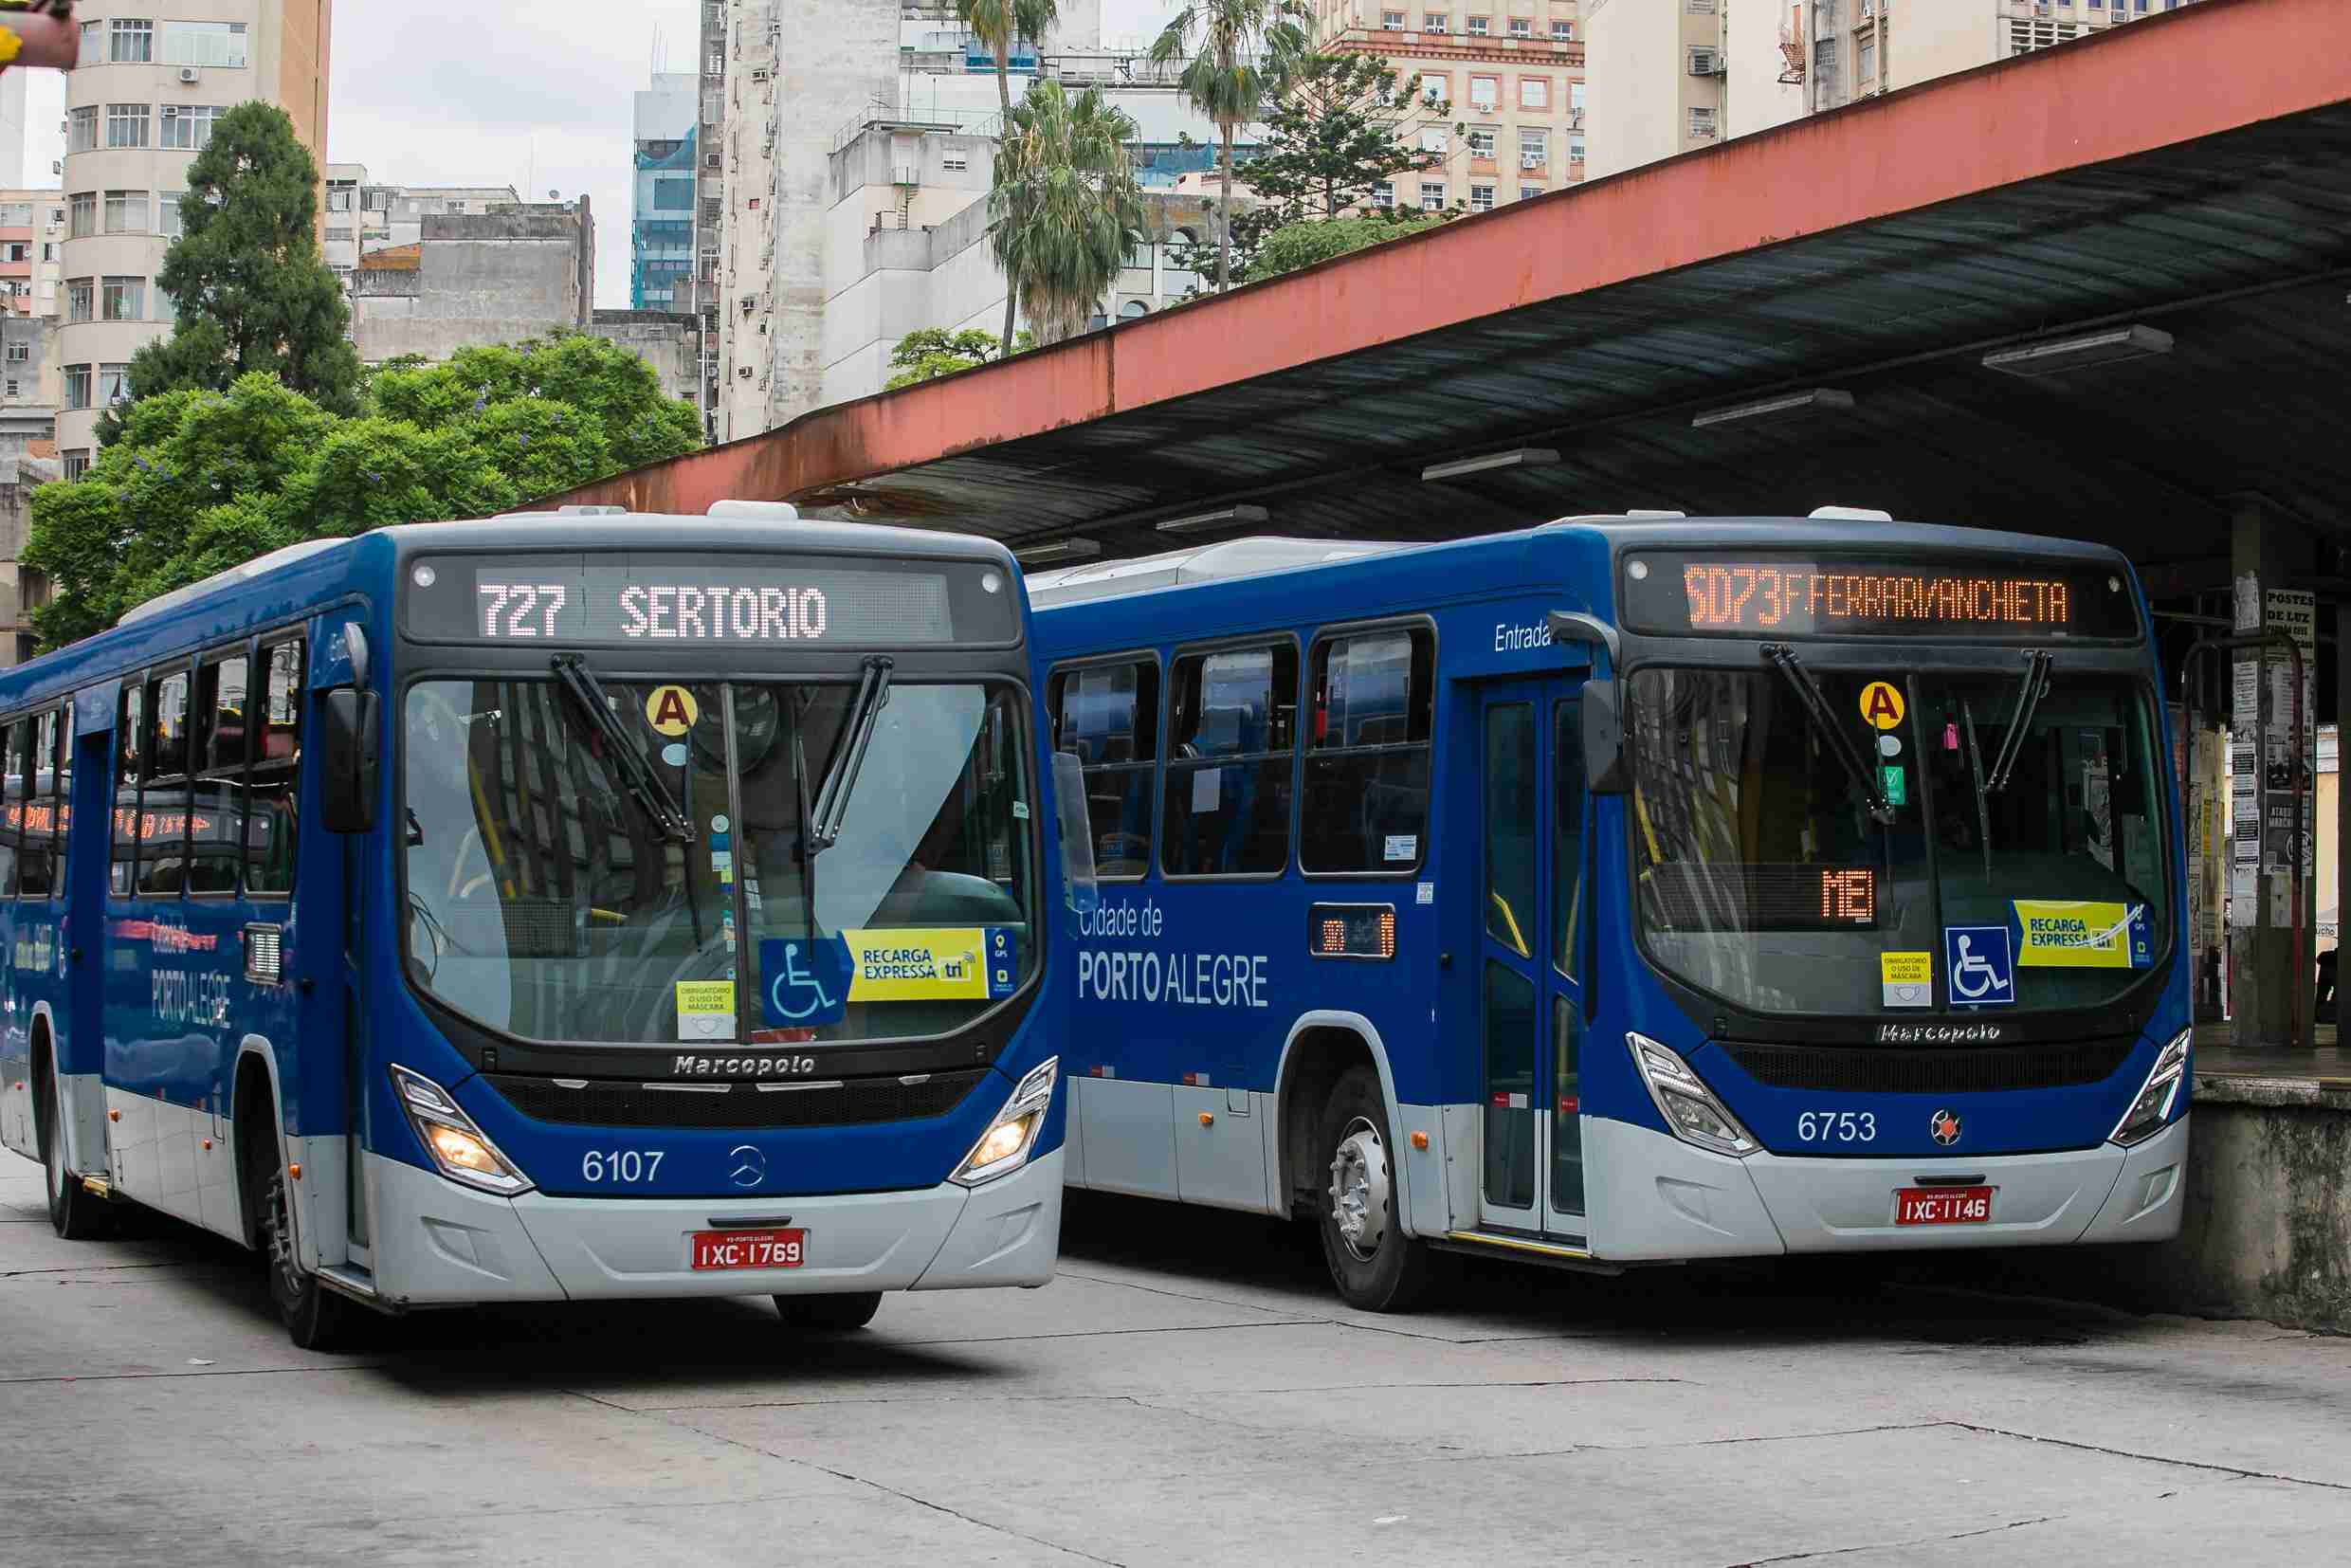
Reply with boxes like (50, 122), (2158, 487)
(0, 503), (1089, 1348)
(1030, 514), (2190, 1309)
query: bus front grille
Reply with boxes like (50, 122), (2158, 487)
(1717, 1037), (2139, 1095)
(481, 1068), (993, 1129)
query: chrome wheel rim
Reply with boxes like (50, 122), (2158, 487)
(1327, 1117), (1391, 1264)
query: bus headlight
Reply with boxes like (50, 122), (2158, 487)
(1628, 1033), (1758, 1158)
(2109, 1030), (2191, 1147)
(951, 1057), (1058, 1188)
(391, 1065), (533, 1195)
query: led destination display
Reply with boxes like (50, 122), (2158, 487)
(1621, 554), (2139, 641)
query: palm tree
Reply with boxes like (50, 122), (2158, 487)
(989, 82), (1147, 347)
(958, 0), (1061, 352)
(1148, 0), (1313, 293)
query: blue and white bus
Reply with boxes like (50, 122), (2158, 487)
(1030, 515), (2190, 1309)
(1, 504), (1087, 1348)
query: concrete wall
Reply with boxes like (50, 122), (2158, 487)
(1725, 0), (1807, 142)
(588, 309), (702, 407)
(1585, 0), (1709, 179)
(350, 209), (590, 365)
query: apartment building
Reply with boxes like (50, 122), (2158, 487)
(1311, 0), (1589, 211)
(323, 166), (523, 294)
(1590, 0), (2203, 180)
(56, 2), (332, 465)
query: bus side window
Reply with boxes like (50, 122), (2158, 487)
(1161, 642), (1296, 878)
(0, 717), (23, 899)
(245, 639), (303, 898)
(1302, 628), (1433, 875)
(189, 653), (248, 897)
(111, 682), (143, 899)
(17, 713), (56, 899)
(137, 667), (192, 898)
(1049, 659), (1158, 881)
(33, 709), (65, 900)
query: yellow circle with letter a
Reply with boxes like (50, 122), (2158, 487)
(1858, 680), (1906, 732)
(644, 684), (701, 738)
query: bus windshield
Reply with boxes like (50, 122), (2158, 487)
(1629, 663), (2169, 1020)
(402, 677), (1035, 1048)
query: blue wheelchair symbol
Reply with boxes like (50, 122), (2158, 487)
(761, 937), (852, 1027)
(1943, 925), (2015, 1009)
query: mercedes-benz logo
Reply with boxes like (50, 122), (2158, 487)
(728, 1144), (766, 1187)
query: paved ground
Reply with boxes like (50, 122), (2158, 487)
(6, 1157), (2349, 1568)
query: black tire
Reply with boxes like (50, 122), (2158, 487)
(251, 1135), (366, 1354)
(1316, 1066), (1436, 1312)
(773, 1291), (883, 1331)
(37, 1059), (111, 1240)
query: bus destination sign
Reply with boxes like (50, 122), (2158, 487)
(1621, 553), (2138, 641)
(403, 553), (1015, 647)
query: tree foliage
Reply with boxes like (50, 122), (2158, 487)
(103, 103), (361, 440)
(990, 82), (1148, 346)
(883, 327), (1029, 390)
(1243, 211), (1449, 283)
(1149, 0), (1314, 292)
(25, 335), (702, 648)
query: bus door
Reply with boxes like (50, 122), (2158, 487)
(1475, 679), (1589, 1241)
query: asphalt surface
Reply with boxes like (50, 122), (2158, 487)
(5, 1156), (2348, 1567)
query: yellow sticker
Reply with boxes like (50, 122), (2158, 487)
(843, 928), (993, 1001)
(644, 684), (701, 737)
(1858, 681), (1906, 731)
(675, 979), (736, 1039)
(1880, 951), (1932, 1008)
(2014, 901), (2149, 969)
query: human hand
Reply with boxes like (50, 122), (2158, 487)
(0, 2), (80, 72)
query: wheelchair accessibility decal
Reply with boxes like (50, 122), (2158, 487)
(759, 927), (1018, 1028)
(1942, 925), (2016, 1009)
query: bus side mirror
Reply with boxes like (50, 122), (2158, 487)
(321, 688), (379, 835)
(1583, 680), (1629, 795)
(1051, 750), (1099, 916)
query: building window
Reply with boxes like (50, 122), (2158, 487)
(103, 191), (150, 234)
(943, 151), (968, 172)
(64, 365), (90, 411)
(1372, 181), (1394, 209)
(1521, 76), (1550, 108)
(106, 104), (152, 150)
(2010, 19), (2082, 52)
(158, 192), (184, 239)
(161, 20), (248, 67)
(1553, 18), (1572, 37)
(1508, 15), (1531, 36)
(1381, 9), (1404, 26)
(1858, 26), (1877, 86)
(77, 20), (100, 64)
(1420, 181), (1447, 211)
(102, 278), (146, 322)
(110, 18), (154, 63)
(1469, 184), (1495, 211)
(327, 188), (353, 212)
(1520, 184), (1543, 201)
(1687, 0), (1717, 9)
(1424, 12), (1448, 31)
(1419, 72), (1448, 104)
(67, 107), (98, 155)
(1420, 126), (1449, 155)
(1467, 127), (1496, 158)
(63, 449), (90, 481)
(1520, 127), (1547, 166)
(2, 244), (22, 264)
(1467, 14), (1489, 34)
(1570, 132), (1586, 161)
(67, 192), (95, 239)
(1689, 105), (1719, 138)
(1469, 76), (1498, 111)
(65, 279), (92, 324)
(4, 338), (26, 364)
(98, 364), (130, 409)
(40, 243), (55, 263)
(160, 104), (225, 151)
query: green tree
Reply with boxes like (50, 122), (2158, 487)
(883, 327), (1028, 390)
(1246, 53), (1456, 224)
(958, 0), (1060, 351)
(1149, 0), (1314, 293)
(102, 102), (361, 440)
(1242, 210), (1449, 283)
(990, 82), (1148, 346)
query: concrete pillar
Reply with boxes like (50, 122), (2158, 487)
(2228, 502), (2303, 1046)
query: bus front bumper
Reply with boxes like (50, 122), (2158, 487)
(1585, 1115), (2187, 1261)
(361, 1146), (1063, 1306)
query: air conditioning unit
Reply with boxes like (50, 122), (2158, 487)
(49, 161), (61, 176)
(1520, 153), (1543, 170)
(162, 105), (178, 119)
(891, 162), (918, 186)
(178, 65), (202, 84)
(1688, 47), (1723, 76)
(738, 365), (754, 378)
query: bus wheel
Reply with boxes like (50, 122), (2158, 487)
(1317, 1067), (1434, 1313)
(39, 1064), (110, 1240)
(256, 1150), (364, 1353)
(773, 1292), (883, 1332)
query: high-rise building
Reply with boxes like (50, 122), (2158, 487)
(55, 2), (333, 466)
(1587, 0), (2201, 181)
(323, 166), (526, 296)
(631, 70), (700, 314)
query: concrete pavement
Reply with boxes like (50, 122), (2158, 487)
(5, 1156), (2349, 1566)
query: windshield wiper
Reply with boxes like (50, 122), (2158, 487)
(1983, 649), (2053, 795)
(551, 654), (689, 842)
(1763, 644), (1897, 827)
(803, 656), (894, 858)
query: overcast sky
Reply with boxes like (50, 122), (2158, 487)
(18, 0), (1177, 310)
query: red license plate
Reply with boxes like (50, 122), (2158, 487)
(690, 1229), (806, 1270)
(1894, 1187), (1994, 1226)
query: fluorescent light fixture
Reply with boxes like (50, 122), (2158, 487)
(1421, 447), (1560, 482)
(1981, 324), (2173, 376)
(1013, 538), (1103, 564)
(1155, 503), (1268, 536)
(1690, 389), (1854, 430)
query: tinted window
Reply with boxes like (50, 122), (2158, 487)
(0, 720), (22, 897)
(245, 640), (302, 896)
(137, 668), (191, 895)
(110, 683), (142, 898)
(1162, 643), (1296, 877)
(1303, 628), (1432, 874)
(1050, 660), (1158, 880)
(189, 654), (247, 896)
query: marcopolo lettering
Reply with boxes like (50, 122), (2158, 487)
(671, 1053), (820, 1077)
